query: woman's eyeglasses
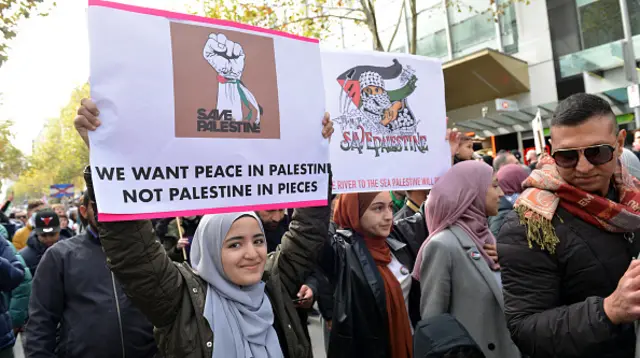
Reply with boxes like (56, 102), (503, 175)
(552, 144), (616, 169)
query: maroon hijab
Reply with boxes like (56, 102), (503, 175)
(497, 164), (529, 195)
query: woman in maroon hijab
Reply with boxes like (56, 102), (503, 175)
(326, 191), (422, 358)
(488, 164), (529, 237)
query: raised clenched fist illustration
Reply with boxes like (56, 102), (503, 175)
(203, 33), (245, 80)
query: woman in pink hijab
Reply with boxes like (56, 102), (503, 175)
(413, 161), (520, 358)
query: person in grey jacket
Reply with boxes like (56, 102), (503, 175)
(25, 193), (158, 358)
(413, 161), (519, 358)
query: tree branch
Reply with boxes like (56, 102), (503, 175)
(359, 0), (384, 51)
(409, 0), (417, 54)
(275, 14), (365, 27)
(321, 6), (365, 13)
(386, 1), (405, 52)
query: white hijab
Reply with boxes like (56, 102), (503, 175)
(190, 212), (283, 358)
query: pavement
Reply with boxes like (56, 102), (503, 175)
(14, 334), (24, 358)
(309, 314), (327, 358)
(13, 316), (327, 358)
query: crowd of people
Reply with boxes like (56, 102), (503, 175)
(1, 92), (640, 357)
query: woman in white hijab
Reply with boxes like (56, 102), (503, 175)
(192, 212), (281, 358)
(75, 99), (334, 358)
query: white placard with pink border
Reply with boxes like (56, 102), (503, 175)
(322, 50), (450, 193)
(88, 0), (328, 221)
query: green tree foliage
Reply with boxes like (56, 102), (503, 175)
(195, 0), (341, 40)
(0, 120), (25, 191)
(196, 0), (527, 55)
(10, 83), (89, 200)
(0, 0), (55, 66)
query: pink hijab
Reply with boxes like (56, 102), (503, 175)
(412, 160), (499, 280)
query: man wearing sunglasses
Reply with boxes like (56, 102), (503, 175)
(498, 93), (640, 358)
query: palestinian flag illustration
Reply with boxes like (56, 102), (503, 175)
(336, 59), (419, 133)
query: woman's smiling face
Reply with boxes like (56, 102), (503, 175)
(221, 216), (267, 286)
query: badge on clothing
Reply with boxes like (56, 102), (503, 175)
(470, 251), (481, 260)
(400, 266), (409, 275)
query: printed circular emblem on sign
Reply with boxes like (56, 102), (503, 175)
(400, 266), (410, 275)
(470, 251), (481, 260)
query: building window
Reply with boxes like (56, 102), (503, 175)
(576, 0), (624, 49)
(450, 10), (496, 57)
(415, 5), (448, 58)
(447, 0), (496, 58)
(498, 1), (519, 54)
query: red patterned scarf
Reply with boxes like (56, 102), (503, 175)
(515, 155), (640, 253)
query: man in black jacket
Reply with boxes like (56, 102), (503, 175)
(20, 210), (61, 276)
(498, 93), (640, 358)
(394, 190), (428, 221)
(25, 193), (158, 358)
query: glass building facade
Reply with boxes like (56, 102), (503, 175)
(355, 0), (519, 61)
(556, 0), (640, 78)
(376, 0), (518, 61)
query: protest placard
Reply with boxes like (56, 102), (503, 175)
(87, 0), (328, 221)
(322, 50), (450, 193)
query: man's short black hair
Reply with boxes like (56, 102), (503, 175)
(551, 93), (616, 131)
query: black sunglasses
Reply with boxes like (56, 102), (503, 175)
(552, 144), (616, 168)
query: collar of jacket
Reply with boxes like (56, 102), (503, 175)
(86, 226), (100, 244)
(405, 198), (420, 214)
(28, 233), (49, 254)
(338, 230), (390, 321)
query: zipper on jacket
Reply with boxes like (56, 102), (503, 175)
(111, 271), (126, 358)
(625, 232), (635, 244)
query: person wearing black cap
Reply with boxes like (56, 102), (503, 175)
(19, 210), (61, 276)
(24, 192), (158, 358)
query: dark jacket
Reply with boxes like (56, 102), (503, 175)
(0, 238), (25, 350)
(25, 231), (158, 358)
(97, 204), (329, 358)
(19, 233), (50, 276)
(4, 241), (31, 329)
(488, 195), (516, 238)
(59, 227), (75, 240)
(159, 217), (200, 263)
(326, 210), (427, 358)
(498, 207), (640, 358)
(414, 313), (485, 358)
(265, 216), (290, 254)
(311, 222), (338, 321)
(394, 199), (420, 222)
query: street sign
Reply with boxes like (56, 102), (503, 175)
(50, 184), (74, 198)
(628, 84), (640, 108)
(495, 98), (519, 112)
